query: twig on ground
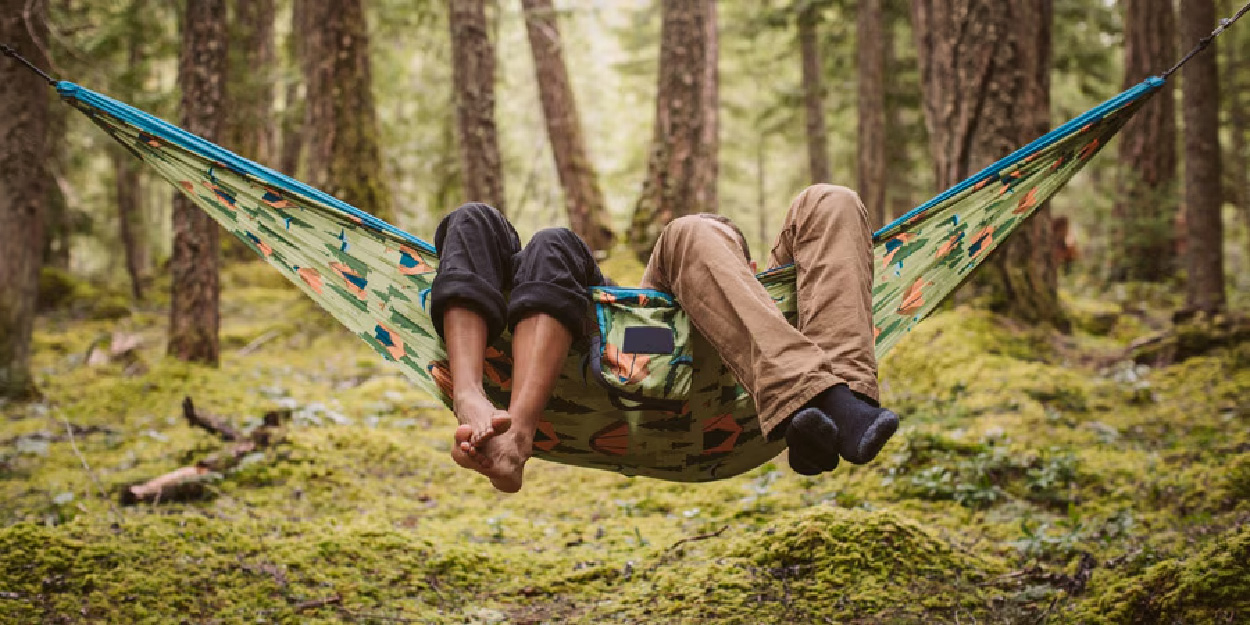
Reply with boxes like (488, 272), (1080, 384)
(663, 525), (730, 555)
(238, 330), (282, 356)
(293, 595), (341, 612)
(56, 408), (123, 524)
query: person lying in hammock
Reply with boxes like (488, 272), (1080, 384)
(432, 184), (900, 492)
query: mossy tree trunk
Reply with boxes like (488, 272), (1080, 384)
(520, 0), (612, 252)
(1181, 0), (1226, 314)
(799, 0), (831, 185)
(857, 0), (887, 229)
(970, 0), (1063, 326)
(628, 0), (718, 262)
(448, 0), (505, 213)
(0, 1), (49, 400)
(297, 0), (392, 221)
(1110, 0), (1178, 282)
(168, 0), (227, 366)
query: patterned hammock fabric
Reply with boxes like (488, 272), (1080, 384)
(58, 77), (1162, 482)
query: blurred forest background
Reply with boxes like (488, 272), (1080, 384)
(0, 0), (1248, 623)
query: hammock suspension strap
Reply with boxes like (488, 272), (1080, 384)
(1162, 0), (1250, 79)
(0, 43), (56, 86)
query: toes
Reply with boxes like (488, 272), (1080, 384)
(490, 414), (512, 436)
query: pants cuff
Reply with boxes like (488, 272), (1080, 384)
(508, 281), (592, 341)
(430, 271), (508, 341)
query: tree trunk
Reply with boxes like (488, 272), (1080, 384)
(520, 0), (612, 252)
(696, 0), (719, 213)
(1110, 0), (1178, 282)
(43, 102), (71, 270)
(228, 0), (275, 166)
(279, 3), (304, 178)
(911, 0), (1005, 189)
(1227, 0), (1250, 253)
(448, 0), (505, 212)
(884, 0), (915, 221)
(628, 0), (718, 261)
(971, 0), (1063, 325)
(857, 0), (887, 229)
(800, 1), (831, 185)
(297, 0), (392, 221)
(114, 148), (147, 301)
(0, 2), (49, 400)
(1181, 0), (1225, 313)
(168, 0), (227, 365)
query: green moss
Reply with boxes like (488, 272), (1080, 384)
(1075, 523), (1250, 623)
(4, 280), (1247, 623)
(586, 507), (1004, 623)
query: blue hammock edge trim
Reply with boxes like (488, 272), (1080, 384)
(873, 76), (1165, 241)
(58, 76), (1162, 299)
(55, 81), (439, 257)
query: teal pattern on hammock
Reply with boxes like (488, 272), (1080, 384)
(57, 77), (1161, 482)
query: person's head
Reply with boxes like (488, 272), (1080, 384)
(694, 213), (754, 270)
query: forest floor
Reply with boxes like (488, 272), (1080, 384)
(1, 258), (1247, 624)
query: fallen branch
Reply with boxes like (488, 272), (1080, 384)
(182, 396), (242, 442)
(121, 401), (287, 506)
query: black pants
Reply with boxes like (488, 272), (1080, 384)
(430, 203), (604, 342)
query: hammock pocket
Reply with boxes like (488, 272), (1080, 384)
(57, 77), (1162, 482)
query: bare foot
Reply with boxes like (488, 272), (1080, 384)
(452, 391), (512, 459)
(476, 431), (534, 494)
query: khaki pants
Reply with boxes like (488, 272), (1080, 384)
(641, 184), (878, 435)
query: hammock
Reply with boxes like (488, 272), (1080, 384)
(44, 78), (1161, 482)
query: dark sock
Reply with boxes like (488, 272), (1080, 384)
(814, 384), (900, 465)
(781, 407), (840, 476)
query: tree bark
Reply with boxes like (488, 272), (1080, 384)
(1111, 0), (1178, 282)
(971, 0), (1063, 325)
(1181, 0), (1225, 313)
(884, 0), (915, 221)
(0, 2), (49, 400)
(628, 0), (718, 261)
(1227, 0), (1250, 254)
(800, 1), (831, 185)
(857, 0), (887, 229)
(168, 0), (227, 365)
(911, 0), (1005, 189)
(43, 102), (71, 270)
(297, 0), (392, 221)
(521, 0), (613, 252)
(115, 36), (149, 297)
(448, 0), (505, 212)
(696, 0), (719, 214)
(228, 0), (276, 166)
(114, 148), (147, 301)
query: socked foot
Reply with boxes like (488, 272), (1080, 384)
(814, 384), (900, 465)
(784, 407), (841, 475)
